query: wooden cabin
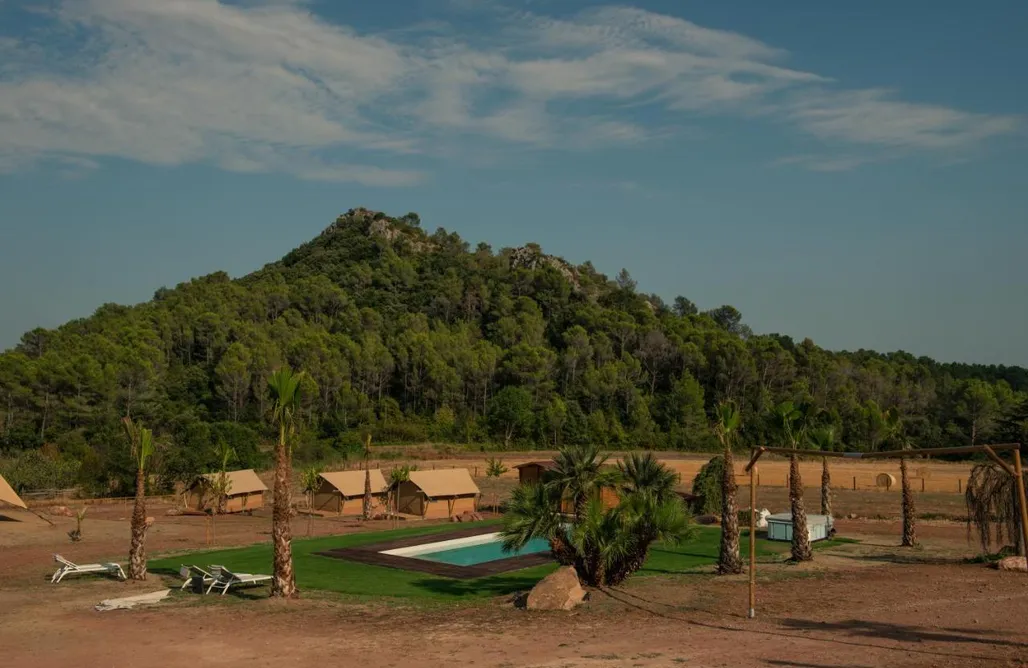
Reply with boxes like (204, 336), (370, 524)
(514, 460), (556, 485)
(515, 460), (620, 512)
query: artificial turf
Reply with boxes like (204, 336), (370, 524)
(148, 523), (855, 601)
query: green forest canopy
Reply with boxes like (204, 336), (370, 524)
(2, 208), (1026, 495)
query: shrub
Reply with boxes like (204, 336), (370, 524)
(691, 455), (725, 515)
(1, 448), (81, 493)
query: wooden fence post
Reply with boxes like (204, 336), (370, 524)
(921, 478), (925, 493)
(852, 476), (857, 491)
(958, 479), (962, 493)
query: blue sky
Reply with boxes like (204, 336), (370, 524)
(0, 0), (1026, 365)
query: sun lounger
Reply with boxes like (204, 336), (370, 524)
(205, 565), (272, 595)
(178, 565), (216, 591)
(51, 554), (126, 583)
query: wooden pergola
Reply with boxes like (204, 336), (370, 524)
(742, 443), (1028, 619)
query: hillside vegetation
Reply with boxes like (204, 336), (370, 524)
(1, 208), (1026, 495)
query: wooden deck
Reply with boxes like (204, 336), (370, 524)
(314, 526), (554, 579)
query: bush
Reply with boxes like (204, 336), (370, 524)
(1, 448), (81, 493)
(691, 455), (725, 516)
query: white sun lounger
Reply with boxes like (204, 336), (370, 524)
(179, 565), (216, 591)
(51, 554), (126, 583)
(205, 565), (272, 595)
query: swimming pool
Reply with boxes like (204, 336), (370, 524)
(380, 532), (552, 566)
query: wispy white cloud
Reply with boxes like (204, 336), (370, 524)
(0, 0), (1019, 182)
(772, 154), (874, 173)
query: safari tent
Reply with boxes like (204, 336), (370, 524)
(313, 469), (389, 515)
(183, 469), (267, 513)
(396, 469), (480, 519)
(0, 473), (27, 509)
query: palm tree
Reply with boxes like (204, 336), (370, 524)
(388, 464), (415, 529)
(204, 439), (237, 546)
(362, 433), (373, 520)
(268, 366), (303, 598)
(503, 482), (576, 566)
(966, 462), (1026, 557)
(545, 442), (617, 519)
(711, 401), (742, 574)
(618, 452), (679, 501)
(300, 465), (322, 537)
(771, 401), (812, 562)
(485, 457), (509, 512)
(807, 427), (836, 518)
(502, 451), (693, 586)
(883, 409), (916, 547)
(123, 417), (155, 580)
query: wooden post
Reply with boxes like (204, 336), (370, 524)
(749, 465), (757, 619)
(1012, 448), (1028, 568)
(958, 479), (962, 493)
(852, 476), (856, 491)
(921, 478), (925, 493)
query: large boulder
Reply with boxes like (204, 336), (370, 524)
(996, 556), (1028, 572)
(526, 566), (587, 611)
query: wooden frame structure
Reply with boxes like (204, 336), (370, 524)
(742, 443), (1027, 620)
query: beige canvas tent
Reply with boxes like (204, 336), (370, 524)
(313, 469), (389, 515)
(183, 469), (267, 513)
(0, 473), (27, 509)
(396, 468), (480, 519)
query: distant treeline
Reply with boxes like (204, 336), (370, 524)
(1, 208), (1025, 495)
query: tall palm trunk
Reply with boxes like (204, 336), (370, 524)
(363, 464), (373, 519)
(717, 448), (742, 574)
(271, 423), (297, 598)
(900, 457), (916, 547)
(128, 466), (148, 580)
(789, 454), (812, 561)
(820, 457), (832, 518)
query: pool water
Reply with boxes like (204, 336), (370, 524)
(416, 536), (552, 566)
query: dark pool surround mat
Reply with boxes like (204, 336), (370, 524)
(314, 526), (553, 579)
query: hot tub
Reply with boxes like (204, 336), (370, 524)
(765, 513), (832, 542)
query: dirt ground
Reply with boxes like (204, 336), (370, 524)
(3, 500), (1027, 668)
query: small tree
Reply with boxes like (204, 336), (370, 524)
(68, 506), (87, 542)
(884, 409), (916, 547)
(808, 427), (836, 518)
(300, 465), (322, 537)
(205, 440), (236, 546)
(485, 457), (509, 512)
(123, 417), (156, 580)
(771, 401), (812, 562)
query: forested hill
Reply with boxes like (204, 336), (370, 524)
(2, 207), (1026, 494)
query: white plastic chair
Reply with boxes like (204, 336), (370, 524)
(51, 554), (126, 583)
(178, 565), (216, 591)
(205, 565), (272, 595)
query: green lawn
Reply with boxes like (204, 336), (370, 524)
(148, 523), (854, 602)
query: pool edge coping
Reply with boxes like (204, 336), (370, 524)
(314, 526), (555, 580)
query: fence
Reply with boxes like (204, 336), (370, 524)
(23, 491), (179, 509)
(746, 472), (965, 494)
